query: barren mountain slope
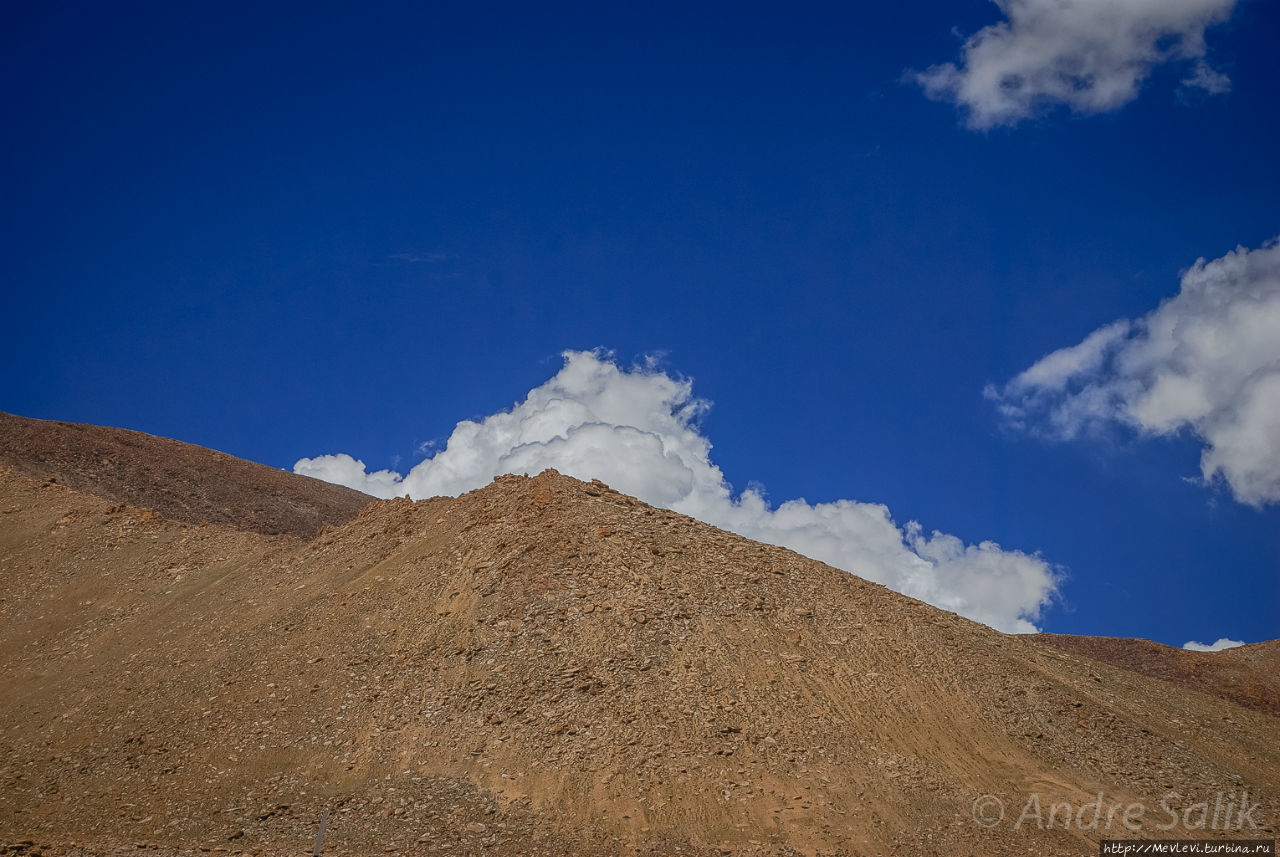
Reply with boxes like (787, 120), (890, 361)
(1, 467), (1277, 857)
(0, 412), (372, 538)
(1032, 633), (1280, 717)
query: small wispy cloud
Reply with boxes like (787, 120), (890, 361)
(414, 438), (443, 456)
(1180, 59), (1232, 96)
(914, 0), (1238, 129)
(390, 252), (454, 264)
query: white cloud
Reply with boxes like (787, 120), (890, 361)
(915, 0), (1237, 128)
(989, 238), (1280, 507)
(1181, 59), (1232, 95)
(295, 350), (1058, 634)
(1183, 637), (1245, 652)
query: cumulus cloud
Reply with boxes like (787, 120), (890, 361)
(988, 238), (1280, 507)
(296, 351), (1058, 633)
(1183, 637), (1245, 652)
(915, 0), (1237, 128)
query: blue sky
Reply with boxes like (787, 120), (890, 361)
(3, 2), (1277, 642)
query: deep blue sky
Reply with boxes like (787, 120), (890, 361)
(3, 2), (1277, 645)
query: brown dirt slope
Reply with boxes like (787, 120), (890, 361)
(1032, 633), (1280, 717)
(1, 466), (1277, 857)
(0, 411), (371, 538)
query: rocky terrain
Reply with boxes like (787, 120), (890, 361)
(1035, 634), (1280, 718)
(1, 418), (1277, 856)
(0, 412), (370, 538)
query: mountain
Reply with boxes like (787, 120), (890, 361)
(1, 417), (1277, 856)
(0, 412), (370, 538)
(1033, 634), (1280, 718)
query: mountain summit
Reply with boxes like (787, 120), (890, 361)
(0, 417), (1276, 856)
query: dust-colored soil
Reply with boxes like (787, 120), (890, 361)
(0, 432), (1277, 856)
(1033, 633), (1280, 717)
(0, 412), (372, 538)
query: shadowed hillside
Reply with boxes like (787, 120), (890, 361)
(0, 412), (372, 538)
(1033, 633), (1280, 718)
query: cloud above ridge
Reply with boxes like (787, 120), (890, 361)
(988, 237), (1280, 507)
(1183, 637), (1245, 652)
(915, 0), (1237, 128)
(295, 351), (1058, 634)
